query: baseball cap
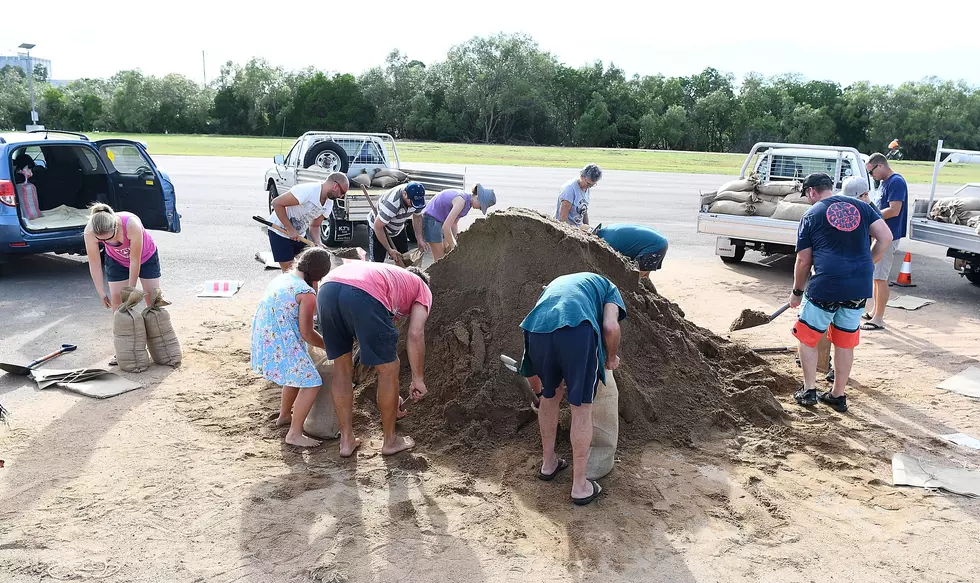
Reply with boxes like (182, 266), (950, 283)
(404, 181), (426, 209)
(475, 183), (496, 215)
(841, 176), (869, 198)
(801, 172), (834, 193)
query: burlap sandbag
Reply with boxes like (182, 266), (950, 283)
(352, 173), (373, 187)
(142, 289), (182, 366)
(373, 168), (409, 182)
(587, 369), (618, 480)
(714, 190), (757, 204)
(113, 287), (151, 373)
(755, 181), (800, 197)
(751, 201), (778, 217)
(754, 193), (786, 204)
(302, 344), (341, 440)
(717, 176), (758, 193)
(771, 200), (811, 222)
(781, 192), (811, 205)
(372, 175), (400, 189)
(709, 200), (752, 216)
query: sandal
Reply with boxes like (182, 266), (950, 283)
(861, 313), (873, 321)
(108, 356), (118, 366)
(861, 322), (885, 331)
(572, 480), (603, 506)
(537, 458), (569, 481)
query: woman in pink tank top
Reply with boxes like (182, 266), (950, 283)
(84, 204), (163, 308)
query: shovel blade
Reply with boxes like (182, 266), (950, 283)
(0, 363), (31, 376)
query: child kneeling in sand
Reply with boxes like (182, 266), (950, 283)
(251, 247), (333, 447)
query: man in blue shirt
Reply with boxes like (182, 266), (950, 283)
(518, 272), (627, 506)
(790, 173), (892, 413)
(595, 223), (669, 281)
(864, 153), (908, 331)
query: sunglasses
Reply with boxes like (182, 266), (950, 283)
(95, 225), (117, 242)
(866, 164), (879, 176)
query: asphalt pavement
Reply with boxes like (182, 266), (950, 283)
(1, 156), (977, 378)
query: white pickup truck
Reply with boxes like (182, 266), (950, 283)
(263, 131), (466, 246)
(697, 142), (871, 263)
(908, 139), (980, 286)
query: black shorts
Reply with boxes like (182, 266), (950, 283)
(636, 243), (668, 272)
(521, 322), (600, 407)
(317, 282), (398, 366)
(268, 231), (308, 262)
(368, 227), (409, 263)
(104, 250), (162, 282)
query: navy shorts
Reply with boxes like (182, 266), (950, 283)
(104, 249), (162, 282)
(317, 282), (398, 366)
(636, 243), (668, 272)
(422, 213), (444, 243)
(268, 231), (308, 262)
(522, 322), (600, 407)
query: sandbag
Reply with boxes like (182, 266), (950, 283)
(717, 176), (758, 193)
(714, 190), (757, 204)
(373, 168), (409, 182)
(709, 200), (752, 216)
(587, 369), (618, 481)
(781, 192), (811, 205)
(949, 197), (980, 212)
(351, 173), (373, 187)
(755, 181), (800, 197)
(302, 344), (341, 440)
(113, 287), (151, 373)
(771, 200), (811, 222)
(751, 201), (778, 217)
(142, 289), (182, 367)
(754, 193), (786, 204)
(372, 175), (401, 189)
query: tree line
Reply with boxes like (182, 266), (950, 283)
(2, 33), (979, 160)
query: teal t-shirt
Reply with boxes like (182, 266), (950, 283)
(596, 223), (668, 259)
(518, 272), (627, 383)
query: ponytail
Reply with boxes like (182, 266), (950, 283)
(87, 202), (117, 235)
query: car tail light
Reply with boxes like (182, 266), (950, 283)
(0, 180), (15, 207)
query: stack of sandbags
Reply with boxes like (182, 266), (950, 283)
(929, 197), (980, 225)
(351, 170), (374, 188)
(114, 287), (151, 373)
(705, 175), (802, 218)
(143, 289), (182, 367)
(371, 168), (409, 189)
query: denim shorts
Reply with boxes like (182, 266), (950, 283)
(422, 213), (444, 243)
(317, 282), (398, 366)
(268, 230), (308, 262)
(104, 249), (162, 282)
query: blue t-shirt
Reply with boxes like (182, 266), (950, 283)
(519, 272), (627, 383)
(596, 224), (668, 258)
(554, 178), (590, 227)
(796, 195), (883, 302)
(875, 173), (908, 240)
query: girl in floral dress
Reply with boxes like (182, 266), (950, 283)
(251, 247), (333, 447)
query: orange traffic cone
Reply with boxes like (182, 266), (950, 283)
(891, 252), (916, 287)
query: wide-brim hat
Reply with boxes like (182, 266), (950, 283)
(475, 183), (496, 215)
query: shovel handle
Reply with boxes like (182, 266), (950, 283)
(769, 302), (792, 321)
(27, 344), (77, 369)
(251, 215), (315, 247)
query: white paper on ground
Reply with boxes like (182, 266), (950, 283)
(940, 433), (980, 450)
(198, 280), (245, 297)
(886, 295), (935, 310)
(254, 251), (279, 269)
(55, 374), (142, 399)
(937, 367), (980, 399)
(892, 453), (980, 497)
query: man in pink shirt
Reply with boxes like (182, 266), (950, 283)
(317, 262), (432, 457)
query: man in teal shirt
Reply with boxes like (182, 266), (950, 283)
(518, 272), (627, 506)
(595, 223), (669, 281)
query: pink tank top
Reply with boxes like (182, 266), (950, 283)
(103, 212), (157, 267)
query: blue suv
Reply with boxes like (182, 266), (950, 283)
(1, 130), (180, 260)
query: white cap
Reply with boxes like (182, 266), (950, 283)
(841, 176), (869, 198)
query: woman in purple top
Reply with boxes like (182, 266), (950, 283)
(422, 184), (497, 261)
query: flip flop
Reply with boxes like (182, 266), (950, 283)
(537, 458), (569, 481)
(108, 356), (118, 366)
(861, 313), (873, 321)
(572, 480), (603, 506)
(861, 322), (885, 331)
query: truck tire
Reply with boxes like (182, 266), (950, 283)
(720, 245), (746, 264)
(267, 181), (278, 214)
(304, 141), (350, 174)
(319, 215), (340, 247)
(965, 269), (980, 286)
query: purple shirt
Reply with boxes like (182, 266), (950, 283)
(424, 189), (471, 223)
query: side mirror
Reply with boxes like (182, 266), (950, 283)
(274, 155), (284, 165)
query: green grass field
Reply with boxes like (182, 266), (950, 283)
(93, 132), (980, 186)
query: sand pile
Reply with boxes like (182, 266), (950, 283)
(380, 208), (794, 451)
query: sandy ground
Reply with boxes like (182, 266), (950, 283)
(2, 256), (980, 583)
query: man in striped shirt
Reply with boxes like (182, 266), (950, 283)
(368, 181), (427, 266)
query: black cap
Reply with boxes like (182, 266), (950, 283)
(802, 172), (834, 192)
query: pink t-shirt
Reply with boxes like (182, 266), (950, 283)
(103, 212), (158, 268)
(326, 262), (432, 319)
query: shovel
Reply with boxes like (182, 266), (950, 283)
(0, 344), (77, 376)
(500, 354), (540, 408)
(251, 215), (316, 246)
(730, 302), (792, 332)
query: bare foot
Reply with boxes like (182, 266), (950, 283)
(285, 432), (322, 448)
(382, 435), (415, 456)
(339, 437), (362, 458)
(275, 415), (291, 428)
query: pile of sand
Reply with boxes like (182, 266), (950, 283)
(363, 209), (795, 453)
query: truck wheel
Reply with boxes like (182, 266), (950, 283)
(304, 141), (350, 174)
(267, 181), (277, 214)
(965, 269), (980, 286)
(720, 245), (746, 264)
(319, 216), (340, 247)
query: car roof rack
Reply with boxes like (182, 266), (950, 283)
(26, 129), (90, 141)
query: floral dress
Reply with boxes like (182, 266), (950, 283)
(250, 273), (320, 388)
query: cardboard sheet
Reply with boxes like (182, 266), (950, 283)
(198, 280), (245, 297)
(892, 453), (980, 497)
(940, 433), (980, 451)
(886, 295), (935, 310)
(53, 375), (143, 399)
(937, 367), (980, 399)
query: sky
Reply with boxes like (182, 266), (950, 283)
(5, 0), (980, 88)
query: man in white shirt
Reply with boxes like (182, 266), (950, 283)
(268, 172), (349, 271)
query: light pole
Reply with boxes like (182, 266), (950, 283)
(18, 43), (38, 128)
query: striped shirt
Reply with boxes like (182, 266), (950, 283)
(368, 186), (422, 237)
